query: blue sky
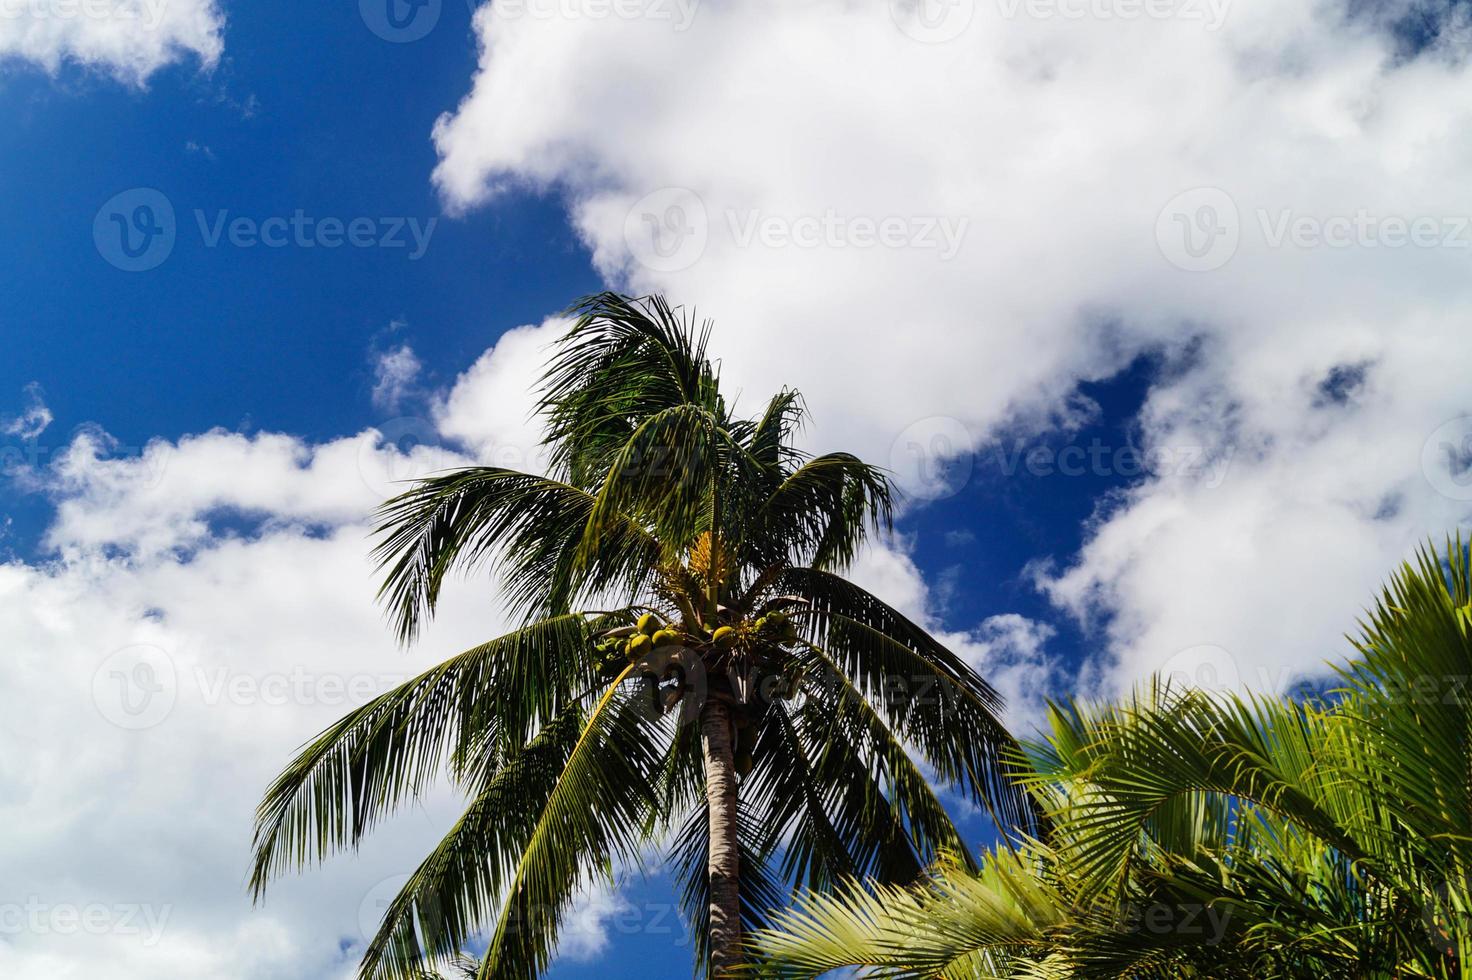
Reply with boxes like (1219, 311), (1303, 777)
(5, 0), (1472, 977)
(0, 0), (586, 482)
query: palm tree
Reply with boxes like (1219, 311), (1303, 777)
(751, 539), (1472, 977)
(250, 293), (1031, 979)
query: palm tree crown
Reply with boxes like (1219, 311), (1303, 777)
(250, 293), (1030, 979)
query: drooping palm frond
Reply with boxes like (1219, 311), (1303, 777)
(776, 566), (1032, 833)
(745, 454), (892, 572)
(373, 468), (659, 641)
(250, 614), (603, 893)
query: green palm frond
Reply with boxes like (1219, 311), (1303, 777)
(752, 846), (1066, 979)
(475, 679), (666, 980)
(748, 454), (892, 572)
(752, 538), (1472, 978)
(251, 614), (602, 893)
(374, 468), (658, 641)
(777, 567), (1031, 833)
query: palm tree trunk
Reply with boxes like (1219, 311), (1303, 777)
(700, 697), (742, 977)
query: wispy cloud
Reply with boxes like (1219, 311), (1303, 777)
(3, 383), (53, 440)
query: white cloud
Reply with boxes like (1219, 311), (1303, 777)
(848, 543), (1062, 730)
(0, 0), (224, 84)
(429, 0), (1472, 696)
(371, 343), (425, 414)
(34, 425), (470, 561)
(0, 422), (503, 979)
(2, 384), (52, 440)
(434, 317), (565, 474)
(554, 878), (633, 961)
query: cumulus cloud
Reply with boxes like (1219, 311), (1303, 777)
(0, 422), (499, 979)
(429, 0), (1472, 696)
(433, 317), (565, 473)
(0, 0), (224, 84)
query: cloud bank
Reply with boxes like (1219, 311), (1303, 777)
(430, 0), (1472, 696)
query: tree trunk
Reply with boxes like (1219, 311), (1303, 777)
(700, 697), (742, 977)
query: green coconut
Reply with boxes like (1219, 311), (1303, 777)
(637, 613), (660, 635)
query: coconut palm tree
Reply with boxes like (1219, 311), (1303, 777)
(751, 539), (1472, 978)
(249, 293), (1032, 979)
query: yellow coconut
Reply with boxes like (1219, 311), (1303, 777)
(652, 629), (679, 648)
(637, 613), (660, 635)
(629, 633), (653, 657)
(712, 626), (737, 649)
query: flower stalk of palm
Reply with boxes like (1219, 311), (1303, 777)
(249, 293), (1031, 980)
(751, 538), (1472, 978)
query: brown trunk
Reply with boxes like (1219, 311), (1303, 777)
(700, 697), (742, 977)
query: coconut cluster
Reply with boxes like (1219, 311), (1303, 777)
(592, 604), (808, 775)
(598, 607), (800, 665)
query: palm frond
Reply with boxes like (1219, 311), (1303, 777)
(251, 614), (601, 894)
